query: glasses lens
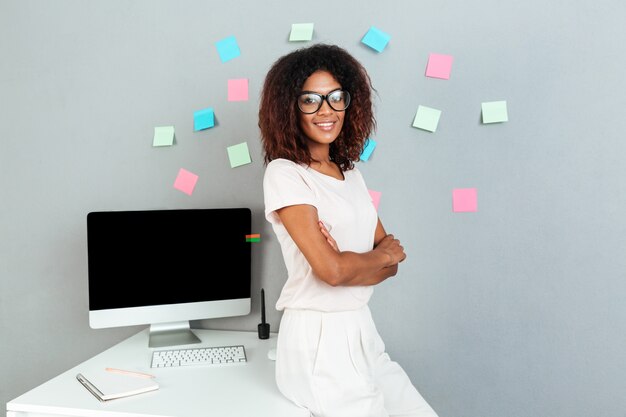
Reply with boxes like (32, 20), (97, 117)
(297, 90), (351, 113)
(327, 90), (350, 111)
(298, 94), (323, 114)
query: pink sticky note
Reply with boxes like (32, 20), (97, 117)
(425, 53), (454, 79)
(369, 189), (382, 211)
(173, 168), (199, 195)
(228, 78), (249, 101)
(453, 188), (477, 212)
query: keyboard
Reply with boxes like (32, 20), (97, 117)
(150, 345), (247, 368)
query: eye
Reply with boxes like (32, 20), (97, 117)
(329, 91), (345, 104)
(329, 94), (343, 103)
(300, 94), (321, 105)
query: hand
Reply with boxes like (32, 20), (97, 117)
(318, 220), (339, 252)
(376, 234), (406, 267)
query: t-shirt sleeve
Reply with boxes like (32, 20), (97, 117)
(263, 160), (317, 224)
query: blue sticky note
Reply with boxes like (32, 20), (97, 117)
(361, 26), (391, 52)
(194, 107), (215, 131)
(360, 138), (377, 161)
(216, 36), (240, 62)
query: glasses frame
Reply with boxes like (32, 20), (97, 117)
(296, 89), (351, 114)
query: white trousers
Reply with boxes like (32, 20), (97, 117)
(275, 306), (439, 417)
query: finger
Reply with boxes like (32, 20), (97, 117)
(318, 220), (330, 232)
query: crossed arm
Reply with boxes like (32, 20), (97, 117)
(275, 203), (406, 287)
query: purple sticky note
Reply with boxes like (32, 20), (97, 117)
(174, 168), (199, 195)
(452, 188), (477, 212)
(369, 189), (382, 211)
(425, 53), (454, 79)
(228, 78), (249, 101)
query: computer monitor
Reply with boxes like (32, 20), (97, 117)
(86, 208), (252, 348)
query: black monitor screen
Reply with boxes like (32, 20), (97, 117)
(87, 208), (252, 311)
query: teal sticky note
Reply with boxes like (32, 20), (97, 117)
(153, 126), (175, 147)
(289, 23), (314, 41)
(360, 138), (377, 161)
(481, 100), (508, 123)
(412, 105), (442, 132)
(361, 26), (391, 52)
(216, 36), (240, 62)
(227, 142), (252, 168)
(193, 107), (215, 131)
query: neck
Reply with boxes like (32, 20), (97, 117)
(308, 143), (331, 164)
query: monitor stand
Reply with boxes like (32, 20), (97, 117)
(148, 321), (201, 348)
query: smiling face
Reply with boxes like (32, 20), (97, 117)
(298, 70), (345, 153)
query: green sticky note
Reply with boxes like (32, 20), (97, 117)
(289, 23), (314, 41)
(227, 142), (252, 168)
(412, 105), (441, 132)
(481, 100), (508, 123)
(153, 126), (175, 146)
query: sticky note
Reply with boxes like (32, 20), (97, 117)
(412, 105), (442, 132)
(369, 189), (382, 211)
(360, 138), (377, 161)
(246, 233), (261, 242)
(216, 36), (240, 62)
(453, 188), (477, 212)
(193, 107), (215, 131)
(153, 126), (175, 147)
(361, 26), (391, 52)
(173, 168), (199, 196)
(289, 23), (314, 41)
(425, 53), (454, 79)
(227, 142), (252, 168)
(228, 78), (249, 101)
(481, 100), (508, 123)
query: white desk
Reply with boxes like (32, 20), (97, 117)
(7, 328), (309, 417)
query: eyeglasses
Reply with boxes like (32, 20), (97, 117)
(297, 89), (351, 114)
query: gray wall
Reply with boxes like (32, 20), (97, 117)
(1, 1), (625, 416)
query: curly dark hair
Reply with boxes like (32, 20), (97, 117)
(258, 43), (376, 171)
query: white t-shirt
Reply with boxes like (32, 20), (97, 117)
(263, 158), (378, 312)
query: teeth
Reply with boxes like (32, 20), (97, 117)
(316, 122), (333, 127)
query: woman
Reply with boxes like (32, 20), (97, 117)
(259, 43), (438, 417)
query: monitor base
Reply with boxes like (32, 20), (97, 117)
(148, 321), (201, 348)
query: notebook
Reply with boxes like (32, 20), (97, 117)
(76, 371), (159, 401)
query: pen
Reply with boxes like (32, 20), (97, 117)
(105, 367), (155, 379)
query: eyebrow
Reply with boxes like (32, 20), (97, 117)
(299, 88), (343, 95)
